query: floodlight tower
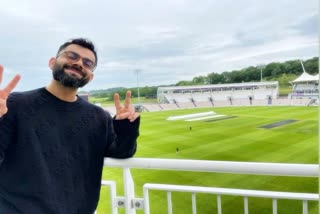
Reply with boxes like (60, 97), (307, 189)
(299, 59), (306, 73)
(134, 69), (141, 105)
(257, 64), (265, 82)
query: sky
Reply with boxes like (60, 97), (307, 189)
(0, 0), (318, 92)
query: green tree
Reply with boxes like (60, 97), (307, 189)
(264, 62), (283, 77)
(244, 66), (260, 82)
(278, 73), (296, 87)
(176, 80), (193, 86)
(282, 60), (301, 75)
(304, 57), (319, 75)
(207, 72), (225, 84)
(192, 76), (208, 85)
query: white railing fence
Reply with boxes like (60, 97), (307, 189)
(96, 158), (318, 214)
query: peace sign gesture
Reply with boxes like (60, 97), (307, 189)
(114, 90), (140, 122)
(0, 65), (21, 117)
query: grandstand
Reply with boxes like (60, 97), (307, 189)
(157, 81), (279, 107)
(289, 72), (318, 99)
(289, 60), (318, 99)
(137, 79), (318, 113)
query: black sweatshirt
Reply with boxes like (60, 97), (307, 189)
(0, 88), (140, 214)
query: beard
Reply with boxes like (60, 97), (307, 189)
(52, 63), (90, 88)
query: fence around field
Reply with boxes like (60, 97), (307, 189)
(96, 158), (318, 214)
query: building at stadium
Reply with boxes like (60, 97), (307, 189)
(289, 71), (318, 99)
(157, 81), (279, 106)
(288, 60), (319, 99)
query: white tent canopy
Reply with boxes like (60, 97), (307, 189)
(291, 71), (318, 83)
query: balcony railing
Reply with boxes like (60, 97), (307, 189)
(96, 158), (318, 214)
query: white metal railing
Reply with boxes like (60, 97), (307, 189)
(98, 158), (318, 214)
(101, 181), (118, 214)
(143, 184), (318, 214)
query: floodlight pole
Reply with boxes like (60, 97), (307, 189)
(134, 69), (141, 105)
(257, 64), (265, 82)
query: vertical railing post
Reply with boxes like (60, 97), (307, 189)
(167, 192), (173, 214)
(123, 168), (136, 214)
(244, 197), (248, 214)
(302, 200), (308, 214)
(103, 181), (118, 214)
(272, 198), (277, 214)
(143, 188), (150, 214)
(217, 195), (222, 214)
(192, 192), (197, 214)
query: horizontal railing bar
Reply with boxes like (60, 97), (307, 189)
(101, 180), (116, 186)
(104, 158), (318, 177)
(144, 183), (319, 200)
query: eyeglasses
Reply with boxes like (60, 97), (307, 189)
(57, 51), (96, 71)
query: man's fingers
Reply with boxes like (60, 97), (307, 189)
(114, 93), (121, 110)
(0, 107), (8, 117)
(3, 74), (21, 95)
(125, 106), (134, 119)
(0, 65), (3, 84)
(124, 91), (131, 109)
(115, 112), (130, 120)
(114, 91), (137, 121)
(116, 111), (139, 122)
(129, 112), (140, 122)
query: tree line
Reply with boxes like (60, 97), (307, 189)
(176, 57), (318, 86)
(90, 57), (318, 100)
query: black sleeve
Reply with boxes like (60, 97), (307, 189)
(0, 96), (17, 166)
(104, 115), (140, 158)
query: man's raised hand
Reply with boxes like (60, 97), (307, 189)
(0, 65), (21, 117)
(114, 91), (140, 122)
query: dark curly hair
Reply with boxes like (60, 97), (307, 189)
(56, 38), (98, 67)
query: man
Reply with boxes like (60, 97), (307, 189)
(0, 38), (140, 214)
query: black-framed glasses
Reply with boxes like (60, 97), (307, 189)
(57, 51), (96, 71)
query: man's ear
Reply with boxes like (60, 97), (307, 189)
(89, 72), (94, 82)
(48, 57), (56, 70)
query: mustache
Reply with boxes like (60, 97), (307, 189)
(63, 64), (85, 76)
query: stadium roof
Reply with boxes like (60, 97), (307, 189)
(158, 81), (278, 91)
(291, 71), (318, 83)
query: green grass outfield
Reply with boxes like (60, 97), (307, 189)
(97, 106), (318, 214)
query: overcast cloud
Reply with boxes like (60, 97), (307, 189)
(0, 0), (318, 91)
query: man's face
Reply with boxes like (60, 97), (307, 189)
(51, 44), (95, 88)
(52, 61), (91, 88)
